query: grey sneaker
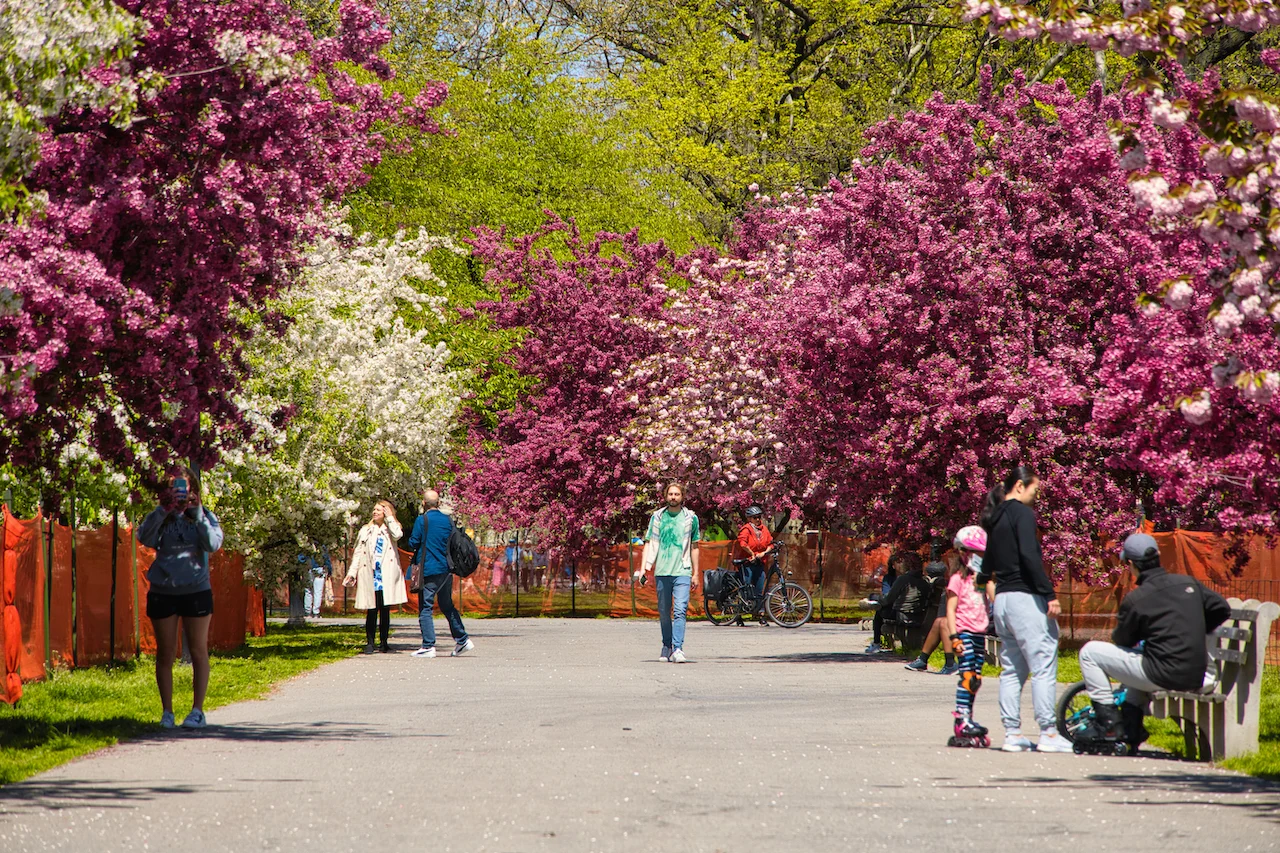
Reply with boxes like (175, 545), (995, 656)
(181, 709), (207, 729)
(1001, 732), (1034, 752)
(451, 638), (475, 657)
(904, 658), (929, 672)
(160, 711), (176, 730)
(1037, 732), (1074, 753)
(670, 649), (688, 664)
(939, 663), (960, 676)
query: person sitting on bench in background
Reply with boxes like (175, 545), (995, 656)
(1074, 532), (1231, 750)
(865, 551), (929, 653)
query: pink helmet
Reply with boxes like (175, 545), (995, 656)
(953, 525), (987, 553)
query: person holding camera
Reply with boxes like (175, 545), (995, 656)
(137, 467), (224, 730)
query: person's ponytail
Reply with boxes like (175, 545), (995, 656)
(981, 464), (1037, 530)
(980, 483), (1006, 530)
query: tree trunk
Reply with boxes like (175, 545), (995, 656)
(286, 572), (307, 628)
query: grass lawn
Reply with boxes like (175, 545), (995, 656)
(919, 644), (1279, 780)
(0, 624), (363, 786)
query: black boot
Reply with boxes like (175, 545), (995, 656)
(1120, 702), (1148, 748)
(1076, 702), (1123, 743)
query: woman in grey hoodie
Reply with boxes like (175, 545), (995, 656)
(137, 467), (224, 730)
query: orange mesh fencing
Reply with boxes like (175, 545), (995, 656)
(4, 510), (45, 682)
(72, 524), (135, 665)
(49, 522), (72, 668)
(0, 505), (259, 689)
(1, 509), (21, 704)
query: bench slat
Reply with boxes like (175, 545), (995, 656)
(1212, 625), (1252, 642)
(1208, 647), (1246, 663)
(1153, 690), (1227, 704)
(1228, 608), (1260, 622)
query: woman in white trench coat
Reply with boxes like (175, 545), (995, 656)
(344, 500), (408, 653)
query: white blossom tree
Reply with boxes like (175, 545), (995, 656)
(210, 218), (465, 600)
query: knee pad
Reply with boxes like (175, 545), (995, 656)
(959, 670), (982, 696)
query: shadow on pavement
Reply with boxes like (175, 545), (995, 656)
(969, 770), (1280, 825)
(0, 779), (204, 811)
(740, 652), (906, 664)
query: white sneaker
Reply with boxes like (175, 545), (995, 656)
(411, 647), (437, 658)
(451, 639), (475, 657)
(160, 711), (176, 729)
(1037, 732), (1074, 753)
(864, 642), (886, 654)
(1001, 732), (1033, 752)
(181, 709), (207, 729)
(659, 647), (672, 662)
(670, 649), (688, 664)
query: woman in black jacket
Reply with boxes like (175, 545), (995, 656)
(980, 465), (1072, 754)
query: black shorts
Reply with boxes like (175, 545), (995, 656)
(147, 589), (214, 620)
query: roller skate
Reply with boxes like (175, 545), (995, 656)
(1071, 702), (1133, 756)
(947, 712), (990, 748)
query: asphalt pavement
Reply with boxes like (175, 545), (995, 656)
(0, 618), (1277, 852)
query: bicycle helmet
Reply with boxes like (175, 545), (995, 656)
(953, 525), (987, 553)
(745, 505), (764, 518)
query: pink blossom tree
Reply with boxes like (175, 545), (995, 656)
(452, 218), (681, 554)
(0, 0), (446, 487)
(964, 0), (1280, 540)
(634, 73), (1213, 578)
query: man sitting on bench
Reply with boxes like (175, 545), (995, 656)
(1076, 532), (1231, 749)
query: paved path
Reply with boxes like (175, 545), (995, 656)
(1, 619), (1277, 852)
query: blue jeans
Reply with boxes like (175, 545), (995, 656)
(303, 575), (325, 615)
(418, 572), (468, 648)
(656, 575), (691, 651)
(741, 560), (765, 608)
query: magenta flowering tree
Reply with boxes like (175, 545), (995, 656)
(644, 74), (1213, 578)
(964, 1), (1280, 540)
(451, 218), (681, 555)
(0, 0), (445, 485)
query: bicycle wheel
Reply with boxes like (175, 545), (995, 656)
(765, 582), (812, 628)
(1056, 681), (1093, 743)
(704, 592), (740, 625)
(1057, 681), (1127, 743)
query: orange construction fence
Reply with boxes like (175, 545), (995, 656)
(0, 506), (266, 705)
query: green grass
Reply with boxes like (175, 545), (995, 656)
(0, 624), (363, 785)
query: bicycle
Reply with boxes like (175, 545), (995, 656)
(704, 542), (813, 628)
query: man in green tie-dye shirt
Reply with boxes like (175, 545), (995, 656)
(635, 483), (701, 663)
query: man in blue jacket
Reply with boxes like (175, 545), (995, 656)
(407, 490), (474, 658)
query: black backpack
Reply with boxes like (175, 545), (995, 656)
(446, 522), (480, 578)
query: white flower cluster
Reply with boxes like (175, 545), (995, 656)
(213, 29), (306, 86)
(213, 219), (466, 579)
(0, 0), (153, 182)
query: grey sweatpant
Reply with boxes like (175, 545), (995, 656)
(1079, 641), (1161, 706)
(993, 591), (1060, 733)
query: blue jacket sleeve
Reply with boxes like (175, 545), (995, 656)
(136, 506), (170, 548)
(197, 508), (224, 553)
(407, 515), (425, 558)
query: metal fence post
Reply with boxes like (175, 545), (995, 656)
(69, 490), (77, 667)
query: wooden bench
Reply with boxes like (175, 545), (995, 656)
(1149, 598), (1279, 762)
